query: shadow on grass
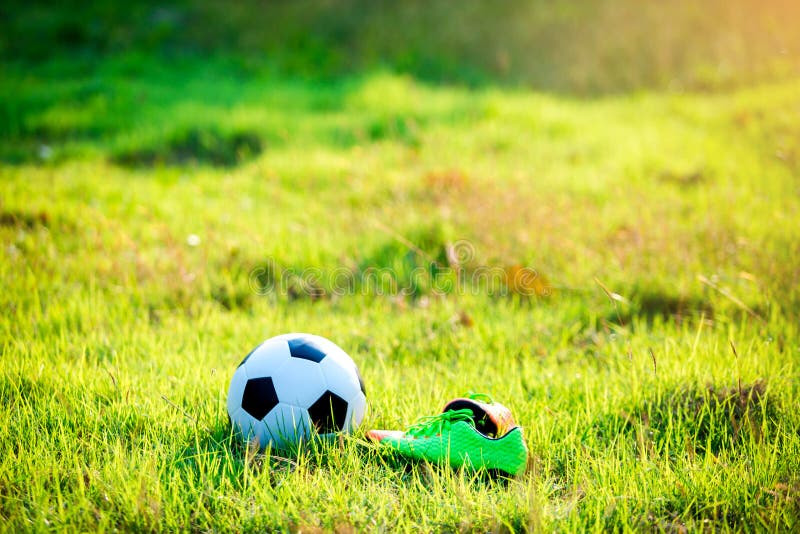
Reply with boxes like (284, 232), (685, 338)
(112, 127), (264, 168)
(597, 289), (717, 328)
(171, 417), (513, 501)
(369, 444), (519, 489)
(589, 380), (776, 456)
(629, 291), (715, 323)
(168, 419), (288, 494)
(0, 208), (55, 229)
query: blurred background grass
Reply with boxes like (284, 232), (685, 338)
(2, 0), (799, 92)
(3, 2), (800, 531)
(2, 0), (799, 314)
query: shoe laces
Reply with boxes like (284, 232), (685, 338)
(406, 408), (474, 438)
(465, 391), (495, 403)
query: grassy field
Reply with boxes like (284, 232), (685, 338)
(2, 3), (800, 531)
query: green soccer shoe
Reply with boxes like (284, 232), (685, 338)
(367, 407), (528, 477)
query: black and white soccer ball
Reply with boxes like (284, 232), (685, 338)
(227, 333), (366, 450)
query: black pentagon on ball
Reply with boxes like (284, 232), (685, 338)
(287, 337), (328, 363)
(308, 390), (348, 433)
(241, 376), (279, 420)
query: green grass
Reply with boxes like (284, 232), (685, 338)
(3, 0), (800, 92)
(2, 52), (800, 531)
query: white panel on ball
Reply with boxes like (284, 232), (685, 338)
(271, 358), (328, 408)
(243, 338), (292, 379)
(345, 391), (367, 431)
(319, 354), (361, 400)
(231, 407), (266, 446)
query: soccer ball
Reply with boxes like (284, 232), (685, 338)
(227, 333), (367, 450)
